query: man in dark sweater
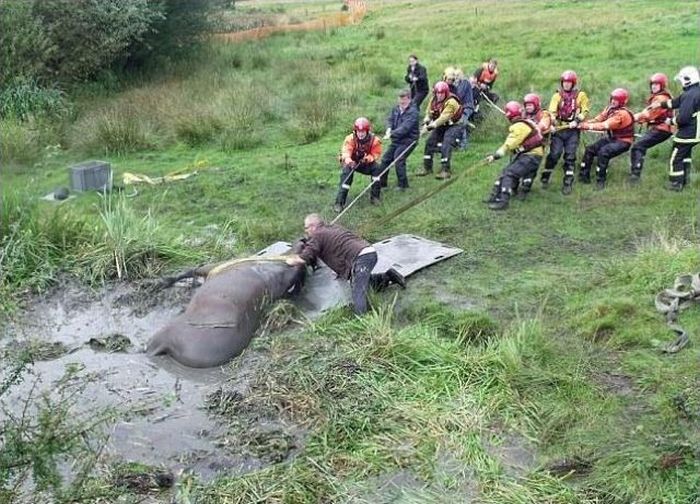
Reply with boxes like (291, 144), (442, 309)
(286, 214), (405, 315)
(380, 89), (419, 190)
(405, 54), (429, 109)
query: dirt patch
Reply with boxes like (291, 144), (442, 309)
(594, 371), (635, 396)
(483, 430), (538, 478)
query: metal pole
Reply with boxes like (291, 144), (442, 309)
(331, 140), (417, 225)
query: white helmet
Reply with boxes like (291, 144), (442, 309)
(674, 66), (700, 88)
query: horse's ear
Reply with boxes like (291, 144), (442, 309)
(289, 238), (307, 254)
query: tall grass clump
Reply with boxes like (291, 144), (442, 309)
(79, 193), (193, 282)
(287, 86), (339, 144)
(0, 192), (88, 313)
(88, 105), (158, 155)
(0, 79), (70, 121)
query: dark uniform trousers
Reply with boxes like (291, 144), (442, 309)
(630, 129), (672, 175)
(335, 161), (381, 205)
(423, 123), (465, 172)
(380, 139), (416, 188)
(580, 137), (630, 182)
(496, 154), (542, 196)
(669, 141), (698, 186)
(541, 128), (580, 186)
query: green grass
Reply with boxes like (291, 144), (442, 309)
(1, 0), (700, 501)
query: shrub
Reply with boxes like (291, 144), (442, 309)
(0, 78), (69, 120)
(89, 105), (157, 155)
(175, 114), (224, 147)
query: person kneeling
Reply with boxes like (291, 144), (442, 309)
(484, 101), (544, 210)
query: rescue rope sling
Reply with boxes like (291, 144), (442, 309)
(654, 273), (700, 353)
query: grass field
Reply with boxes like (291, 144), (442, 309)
(1, 0), (700, 502)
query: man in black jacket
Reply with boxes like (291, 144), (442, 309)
(404, 54), (429, 109)
(380, 89), (419, 190)
(651, 65), (700, 191)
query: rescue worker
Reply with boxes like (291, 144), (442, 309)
(417, 81), (464, 180)
(285, 214), (405, 315)
(404, 54), (429, 109)
(541, 70), (590, 195)
(650, 65), (700, 191)
(576, 88), (635, 190)
(629, 73), (674, 183)
(381, 89), (419, 191)
(484, 101), (544, 210)
(471, 58), (499, 115)
(518, 93), (553, 198)
(334, 117), (382, 213)
(444, 67), (474, 150)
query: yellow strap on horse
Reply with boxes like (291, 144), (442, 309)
(207, 255), (291, 279)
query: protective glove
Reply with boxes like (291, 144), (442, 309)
(420, 125), (429, 136)
(568, 121), (579, 129)
(426, 121), (437, 131)
(344, 160), (357, 170)
(362, 154), (373, 164)
(664, 117), (674, 126)
(383, 128), (391, 140)
(485, 155), (496, 164)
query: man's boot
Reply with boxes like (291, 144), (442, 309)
(628, 171), (641, 185)
(516, 178), (533, 201)
(666, 180), (684, 192)
(540, 170), (552, 188)
(561, 176), (574, 195)
(488, 189), (511, 210)
(483, 181), (501, 203)
(595, 179), (606, 190)
(435, 160), (451, 180)
(334, 190), (348, 212)
(416, 156), (433, 176)
(629, 150), (643, 184)
(578, 162), (591, 184)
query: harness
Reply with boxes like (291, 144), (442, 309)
(514, 119), (544, 153)
(557, 89), (580, 122)
(647, 91), (674, 126)
(351, 133), (375, 162)
(604, 107), (635, 140)
(429, 94), (463, 124)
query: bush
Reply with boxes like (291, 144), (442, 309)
(88, 105), (157, 155)
(33, 0), (160, 82)
(0, 0), (54, 87)
(175, 114), (224, 147)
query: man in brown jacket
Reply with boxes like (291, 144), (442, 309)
(285, 214), (404, 315)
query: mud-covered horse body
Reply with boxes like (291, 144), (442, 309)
(147, 247), (305, 368)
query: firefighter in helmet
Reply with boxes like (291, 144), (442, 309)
(576, 88), (635, 190)
(418, 81), (464, 180)
(629, 73), (674, 184)
(518, 93), (553, 198)
(484, 101), (545, 210)
(541, 70), (590, 194)
(649, 65), (700, 191)
(334, 117), (382, 212)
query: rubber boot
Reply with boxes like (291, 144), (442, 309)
(483, 181), (501, 203)
(540, 169), (552, 188)
(435, 160), (451, 180)
(578, 161), (591, 184)
(561, 176), (574, 195)
(334, 189), (348, 212)
(629, 149), (643, 184)
(488, 189), (511, 210)
(516, 178), (533, 201)
(416, 156), (433, 176)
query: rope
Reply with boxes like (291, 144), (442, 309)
(207, 255), (291, 278)
(654, 273), (700, 353)
(479, 90), (505, 115)
(331, 140), (417, 225)
(359, 158), (489, 234)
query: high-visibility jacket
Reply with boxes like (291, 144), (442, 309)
(340, 133), (382, 164)
(583, 106), (636, 144)
(424, 95), (463, 127)
(549, 89), (590, 124)
(636, 91), (674, 133)
(474, 63), (498, 87)
(525, 109), (554, 137)
(495, 119), (545, 158)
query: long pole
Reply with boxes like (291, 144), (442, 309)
(331, 140), (417, 225)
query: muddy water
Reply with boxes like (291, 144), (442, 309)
(2, 282), (247, 479)
(1, 267), (351, 480)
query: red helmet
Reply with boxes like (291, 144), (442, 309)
(649, 72), (668, 89)
(523, 93), (541, 110)
(353, 117), (371, 133)
(560, 70), (578, 87)
(433, 81), (450, 96)
(504, 101), (523, 121)
(609, 88), (629, 107)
